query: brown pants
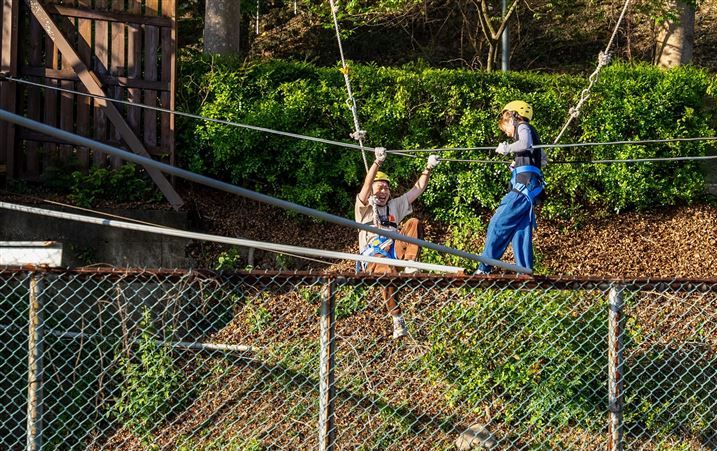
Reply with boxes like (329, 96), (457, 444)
(365, 218), (422, 315)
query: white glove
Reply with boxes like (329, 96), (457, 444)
(426, 154), (440, 170)
(374, 147), (386, 165)
(495, 142), (510, 155)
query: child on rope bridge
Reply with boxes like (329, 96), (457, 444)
(476, 100), (547, 275)
(355, 147), (440, 339)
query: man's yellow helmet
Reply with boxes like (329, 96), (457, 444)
(373, 171), (391, 184)
(502, 100), (534, 121)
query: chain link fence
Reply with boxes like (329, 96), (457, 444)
(0, 268), (715, 450)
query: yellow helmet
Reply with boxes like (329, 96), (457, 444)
(373, 171), (391, 184)
(502, 100), (533, 121)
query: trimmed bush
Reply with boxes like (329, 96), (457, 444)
(177, 53), (716, 223)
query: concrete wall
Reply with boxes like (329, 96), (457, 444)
(0, 207), (191, 268)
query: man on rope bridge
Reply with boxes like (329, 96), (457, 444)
(476, 101), (546, 275)
(355, 147), (440, 339)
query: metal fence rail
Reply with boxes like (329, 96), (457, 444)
(0, 268), (715, 450)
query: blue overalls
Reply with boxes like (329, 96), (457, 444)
(478, 125), (545, 273)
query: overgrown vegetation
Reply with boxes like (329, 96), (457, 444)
(422, 289), (607, 439)
(177, 54), (715, 226)
(110, 309), (187, 444)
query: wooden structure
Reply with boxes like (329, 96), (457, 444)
(0, 0), (182, 208)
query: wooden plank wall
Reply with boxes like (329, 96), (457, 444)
(0, 0), (21, 177)
(0, 0), (6, 173)
(10, 0), (176, 179)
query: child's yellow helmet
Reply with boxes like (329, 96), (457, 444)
(373, 171), (391, 184)
(502, 100), (533, 121)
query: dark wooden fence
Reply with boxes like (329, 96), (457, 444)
(0, 0), (182, 208)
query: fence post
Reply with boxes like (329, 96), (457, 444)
(608, 285), (624, 451)
(318, 278), (336, 451)
(27, 273), (45, 451)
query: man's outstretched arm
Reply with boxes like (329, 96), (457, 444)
(406, 155), (440, 204)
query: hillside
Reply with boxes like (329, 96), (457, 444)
(187, 186), (717, 279)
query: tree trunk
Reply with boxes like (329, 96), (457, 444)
(655, 0), (695, 68)
(204, 0), (242, 55)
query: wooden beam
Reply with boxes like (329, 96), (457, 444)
(19, 129), (168, 156)
(46, 5), (173, 28)
(19, 67), (170, 91)
(24, 0), (183, 209)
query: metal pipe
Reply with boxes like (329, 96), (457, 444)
(27, 275), (44, 451)
(318, 279), (336, 451)
(608, 286), (624, 451)
(0, 109), (530, 274)
(0, 324), (255, 354)
(0, 201), (465, 274)
(501, 0), (510, 71)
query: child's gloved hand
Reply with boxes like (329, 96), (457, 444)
(495, 142), (510, 155)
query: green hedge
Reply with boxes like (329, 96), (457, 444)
(177, 53), (716, 223)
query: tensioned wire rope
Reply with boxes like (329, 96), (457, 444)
(4, 74), (715, 165)
(1, 74), (398, 155)
(5, 75), (716, 164)
(0, 190), (338, 267)
(0, 200), (465, 273)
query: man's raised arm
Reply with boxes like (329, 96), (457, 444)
(358, 147), (387, 204)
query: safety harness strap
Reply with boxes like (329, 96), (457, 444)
(356, 234), (396, 272)
(510, 165), (545, 230)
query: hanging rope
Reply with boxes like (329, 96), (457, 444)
(256, 0), (260, 34)
(327, 0), (370, 171)
(552, 0), (633, 146)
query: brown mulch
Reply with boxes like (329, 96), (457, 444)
(3, 184), (715, 278)
(537, 204), (717, 279)
(188, 184), (717, 279)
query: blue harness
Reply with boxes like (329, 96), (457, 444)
(356, 234), (396, 272)
(510, 165), (545, 230)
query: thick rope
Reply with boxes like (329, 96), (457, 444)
(552, 0), (632, 146)
(327, 0), (370, 171)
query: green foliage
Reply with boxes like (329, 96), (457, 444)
(421, 289), (607, 435)
(178, 54), (715, 224)
(546, 64), (712, 216)
(215, 247), (243, 270)
(336, 285), (368, 320)
(623, 345), (717, 443)
(243, 295), (273, 333)
(68, 163), (161, 208)
(110, 309), (186, 443)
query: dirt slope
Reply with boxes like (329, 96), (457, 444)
(188, 187), (717, 279)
